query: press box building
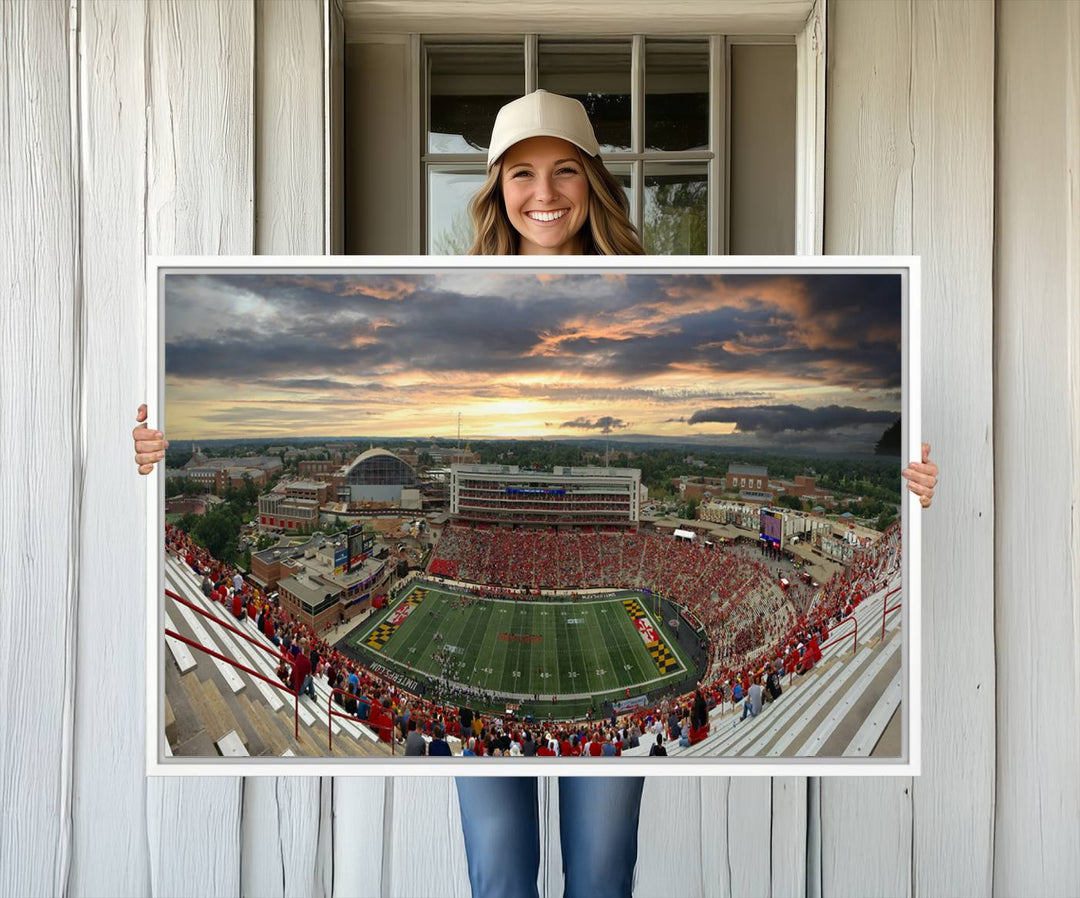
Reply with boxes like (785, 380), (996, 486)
(449, 464), (641, 528)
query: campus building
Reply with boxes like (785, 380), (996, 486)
(725, 463), (769, 491)
(257, 481), (334, 532)
(250, 532), (391, 630)
(450, 464), (641, 527)
(343, 448), (418, 505)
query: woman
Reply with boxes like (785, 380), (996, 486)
(132, 90), (939, 898)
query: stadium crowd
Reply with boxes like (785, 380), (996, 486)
(430, 525), (800, 675)
(164, 517), (901, 758)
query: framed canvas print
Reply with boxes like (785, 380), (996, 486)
(146, 256), (921, 776)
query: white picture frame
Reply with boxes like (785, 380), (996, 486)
(146, 254), (920, 777)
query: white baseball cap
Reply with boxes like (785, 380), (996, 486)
(486, 90), (601, 168)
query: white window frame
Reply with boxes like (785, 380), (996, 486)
(398, 1), (825, 256)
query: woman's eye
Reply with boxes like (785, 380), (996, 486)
(557, 167), (580, 176)
(511, 170), (532, 178)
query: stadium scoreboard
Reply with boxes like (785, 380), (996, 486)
(760, 508), (783, 547)
(347, 524), (376, 570)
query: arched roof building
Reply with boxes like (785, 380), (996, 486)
(343, 448), (417, 504)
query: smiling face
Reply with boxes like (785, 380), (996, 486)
(499, 136), (591, 255)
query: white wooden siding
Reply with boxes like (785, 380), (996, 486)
(143, 0), (254, 895)
(247, 4), (329, 897)
(824, 2), (997, 896)
(994, 1), (1080, 894)
(1, 2), (1077, 897)
(0, 2), (77, 896)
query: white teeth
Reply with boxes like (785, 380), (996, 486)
(527, 209), (567, 222)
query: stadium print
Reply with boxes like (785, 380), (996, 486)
(154, 260), (914, 769)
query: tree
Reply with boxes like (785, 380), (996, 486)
(777, 494), (802, 511)
(643, 178), (707, 254)
(175, 512), (200, 535)
(875, 509), (898, 532)
(255, 532), (277, 552)
(193, 506), (242, 562)
(241, 474), (258, 507)
(433, 210), (474, 255)
(875, 419), (902, 456)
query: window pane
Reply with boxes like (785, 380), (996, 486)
(428, 44), (524, 154)
(643, 163), (707, 254)
(428, 167), (487, 254)
(538, 40), (631, 153)
(603, 162), (634, 221)
(645, 40), (709, 152)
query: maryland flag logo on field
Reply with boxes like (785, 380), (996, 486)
(622, 598), (678, 674)
(366, 587), (428, 650)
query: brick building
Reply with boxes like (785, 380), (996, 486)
(725, 463), (769, 491)
(298, 459), (340, 479)
(257, 480), (335, 532)
(251, 533), (392, 629)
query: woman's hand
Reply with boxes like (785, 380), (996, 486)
(133, 403), (169, 475)
(902, 442), (938, 508)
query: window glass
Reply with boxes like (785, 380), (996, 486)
(645, 40), (709, 152)
(427, 44), (525, 154)
(538, 40), (632, 153)
(643, 162), (708, 254)
(428, 167), (487, 254)
(604, 162), (634, 215)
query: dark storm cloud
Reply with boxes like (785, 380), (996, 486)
(253, 378), (379, 392)
(687, 404), (899, 434)
(547, 299), (900, 388)
(559, 416), (630, 433)
(164, 270), (902, 389)
(515, 384), (772, 405)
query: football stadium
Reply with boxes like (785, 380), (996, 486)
(344, 583), (694, 720)
(162, 460), (904, 761)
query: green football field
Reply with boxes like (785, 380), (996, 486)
(347, 582), (691, 703)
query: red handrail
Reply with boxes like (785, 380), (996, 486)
(326, 688), (394, 753)
(820, 615), (858, 657)
(166, 588), (285, 664)
(164, 627), (300, 740)
(782, 617), (859, 687)
(881, 585), (902, 641)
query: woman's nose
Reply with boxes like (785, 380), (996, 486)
(533, 174), (557, 201)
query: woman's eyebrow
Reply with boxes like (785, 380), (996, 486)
(505, 158), (579, 171)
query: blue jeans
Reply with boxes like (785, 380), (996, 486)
(455, 777), (645, 898)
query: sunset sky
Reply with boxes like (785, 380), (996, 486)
(164, 270), (903, 455)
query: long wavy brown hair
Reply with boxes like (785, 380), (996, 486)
(468, 150), (645, 256)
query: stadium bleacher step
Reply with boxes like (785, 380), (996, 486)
(164, 611), (197, 673)
(624, 605), (902, 760)
(163, 554), (391, 758)
(843, 666), (902, 756)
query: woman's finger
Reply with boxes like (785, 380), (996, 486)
(905, 470), (937, 489)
